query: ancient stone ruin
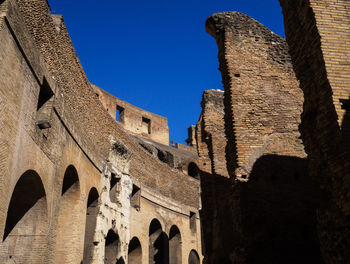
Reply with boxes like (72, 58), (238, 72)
(198, 1), (349, 263)
(0, 0), (349, 263)
(0, 0), (201, 263)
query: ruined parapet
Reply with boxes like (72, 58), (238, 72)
(196, 89), (228, 178)
(195, 89), (236, 264)
(131, 135), (199, 177)
(279, 0), (350, 262)
(203, 12), (323, 263)
(93, 84), (170, 146)
(186, 125), (197, 147)
(206, 12), (306, 179)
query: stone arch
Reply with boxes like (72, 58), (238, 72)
(116, 256), (125, 264)
(188, 162), (199, 179)
(128, 236), (142, 264)
(83, 187), (99, 263)
(105, 229), (120, 264)
(169, 225), (182, 264)
(0, 170), (48, 263)
(149, 218), (169, 264)
(54, 165), (82, 263)
(188, 250), (200, 264)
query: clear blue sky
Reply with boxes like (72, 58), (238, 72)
(49, 0), (285, 145)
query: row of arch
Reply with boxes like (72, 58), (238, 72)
(148, 218), (200, 264)
(0, 166), (100, 263)
(0, 167), (200, 263)
(103, 219), (200, 264)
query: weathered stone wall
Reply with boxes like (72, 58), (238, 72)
(0, 0), (202, 263)
(93, 85), (170, 146)
(132, 135), (198, 175)
(206, 12), (306, 179)
(13, 0), (199, 211)
(196, 90), (228, 178)
(195, 89), (235, 264)
(202, 12), (323, 263)
(130, 185), (202, 264)
(279, 0), (350, 262)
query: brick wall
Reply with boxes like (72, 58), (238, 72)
(0, 0), (202, 262)
(13, 0), (200, 208)
(196, 90), (228, 178)
(93, 85), (170, 146)
(202, 12), (322, 263)
(195, 90), (235, 263)
(280, 0), (350, 262)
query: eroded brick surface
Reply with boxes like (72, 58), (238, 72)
(201, 12), (323, 264)
(0, 0), (202, 263)
(280, 0), (350, 262)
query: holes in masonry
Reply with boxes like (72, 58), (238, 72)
(188, 162), (199, 179)
(142, 117), (151, 134)
(110, 173), (119, 191)
(37, 78), (54, 111)
(130, 185), (141, 210)
(116, 105), (125, 122)
(234, 73), (240, 77)
(110, 173), (120, 204)
(189, 212), (196, 233)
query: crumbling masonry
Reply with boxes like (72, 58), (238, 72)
(0, 0), (349, 263)
(0, 0), (202, 263)
(197, 1), (349, 264)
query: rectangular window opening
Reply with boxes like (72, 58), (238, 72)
(190, 211), (197, 233)
(37, 78), (54, 111)
(142, 117), (151, 134)
(116, 105), (125, 122)
(130, 185), (141, 210)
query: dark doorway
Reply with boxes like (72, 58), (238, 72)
(128, 237), (142, 264)
(0, 170), (48, 263)
(149, 219), (169, 264)
(169, 225), (182, 264)
(105, 229), (119, 264)
(83, 187), (99, 263)
(188, 250), (200, 264)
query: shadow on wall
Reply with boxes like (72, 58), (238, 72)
(199, 170), (236, 264)
(0, 170), (48, 263)
(188, 250), (200, 264)
(240, 155), (323, 264)
(105, 229), (119, 264)
(341, 97), (350, 154)
(199, 155), (324, 264)
(149, 219), (169, 264)
(128, 237), (142, 264)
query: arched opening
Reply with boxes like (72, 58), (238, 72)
(169, 225), (182, 264)
(128, 237), (142, 264)
(83, 187), (99, 263)
(105, 229), (119, 264)
(149, 219), (169, 264)
(54, 165), (82, 263)
(116, 257), (125, 264)
(0, 170), (48, 263)
(188, 250), (200, 264)
(188, 162), (199, 179)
